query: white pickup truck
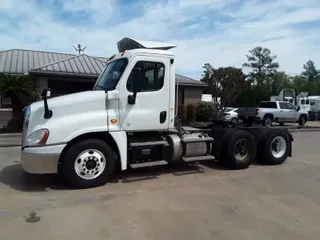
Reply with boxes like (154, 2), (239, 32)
(256, 101), (308, 127)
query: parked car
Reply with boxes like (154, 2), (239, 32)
(256, 101), (308, 127)
(221, 107), (238, 124)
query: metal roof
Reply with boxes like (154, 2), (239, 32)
(0, 49), (74, 74)
(29, 54), (106, 77)
(0, 49), (206, 86)
(175, 74), (206, 86)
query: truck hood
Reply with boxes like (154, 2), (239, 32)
(30, 90), (106, 113)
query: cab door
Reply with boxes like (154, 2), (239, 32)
(286, 102), (299, 121)
(278, 102), (290, 121)
(118, 55), (170, 131)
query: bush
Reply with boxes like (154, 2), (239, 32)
(185, 104), (195, 122)
(195, 102), (216, 121)
(177, 105), (186, 122)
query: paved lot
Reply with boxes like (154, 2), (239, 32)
(0, 132), (319, 240)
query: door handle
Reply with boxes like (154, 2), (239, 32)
(159, 111), (167, 124)
(280, 110), (283, 112)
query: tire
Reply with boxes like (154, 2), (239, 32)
(262, 116), (273, 127)
(220, 130), (257, 169)
(251, 128), (269, 141)
(279, 122), (284, 126)
(298, 116), (306, 127)
(257, 129), (291, 165)
(212, 128), (237, 162)
(60, 139), (116, 189)
(231, 118), (238, 125)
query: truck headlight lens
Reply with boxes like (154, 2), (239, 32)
(27, 129), (49, 146)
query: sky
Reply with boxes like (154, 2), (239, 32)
(0, 0), (320, 79)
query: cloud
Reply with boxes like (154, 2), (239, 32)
(0, 0), (320, 80)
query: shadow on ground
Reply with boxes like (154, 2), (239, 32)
(0, 161), (228, 192)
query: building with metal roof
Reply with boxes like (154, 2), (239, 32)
(0, 49), (207, 117)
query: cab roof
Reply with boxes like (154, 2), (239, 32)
(117, 37), (177, 53)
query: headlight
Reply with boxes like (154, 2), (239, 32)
(27, 129), (49, 146)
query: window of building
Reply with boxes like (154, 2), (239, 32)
(127, 61), (165, 92)
(48, 80), (95, 97)
(0, 93), (12, 108)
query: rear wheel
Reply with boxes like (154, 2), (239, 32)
(298, 116), (306, 127)
(231, 118), (238, 125)
(257, 129), (291, 165)
(220, 130), (257, 169)
(60, 139), (116, 189)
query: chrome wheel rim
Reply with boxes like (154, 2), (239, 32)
(74, 149), (106, 180)
(270, 136), (287, 158)
(232, 118), (237, 124)
(233, 139), (250, 161)
(265, 118), (272, 127)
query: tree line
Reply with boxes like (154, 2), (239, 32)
(201, 46), (320, 107)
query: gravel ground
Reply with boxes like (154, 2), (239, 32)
(0, 132), (319, 240)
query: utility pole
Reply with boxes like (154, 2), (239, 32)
(73, 44), (87, 54)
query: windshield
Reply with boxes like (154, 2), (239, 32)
(94, 58), (128, 90)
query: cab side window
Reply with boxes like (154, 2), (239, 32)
(286, 103), (296, 110)
(279, 102), (288, 109)
(127, 61), (165, 92)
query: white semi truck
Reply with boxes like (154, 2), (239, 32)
(21, 38), (294, 189)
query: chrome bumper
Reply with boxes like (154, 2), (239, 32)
(21, 144), (66, 174)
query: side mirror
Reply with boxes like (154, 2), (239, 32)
(41, 88), (53, 119)
(131, 67), (142, 94)
(128, 67), (142, 105)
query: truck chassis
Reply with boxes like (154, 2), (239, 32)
(57, 123), (293, 189)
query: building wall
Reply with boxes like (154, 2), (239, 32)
(37, 77), (48, 100)
(0, 77), (204, 127)
(183, 86), (204, 106)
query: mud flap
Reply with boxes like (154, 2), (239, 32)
(286, 129), (294, 157)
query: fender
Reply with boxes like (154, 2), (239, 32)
(109, 131), (128, 170)
(60, 130), (128, 171)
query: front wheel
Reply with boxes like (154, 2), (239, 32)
(60, 139), (116, 189)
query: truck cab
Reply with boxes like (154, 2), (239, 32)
(21, 38), (294, 189)
(21, 38), (215, 187)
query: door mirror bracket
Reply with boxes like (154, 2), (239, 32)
(128, 67), (142, 105)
